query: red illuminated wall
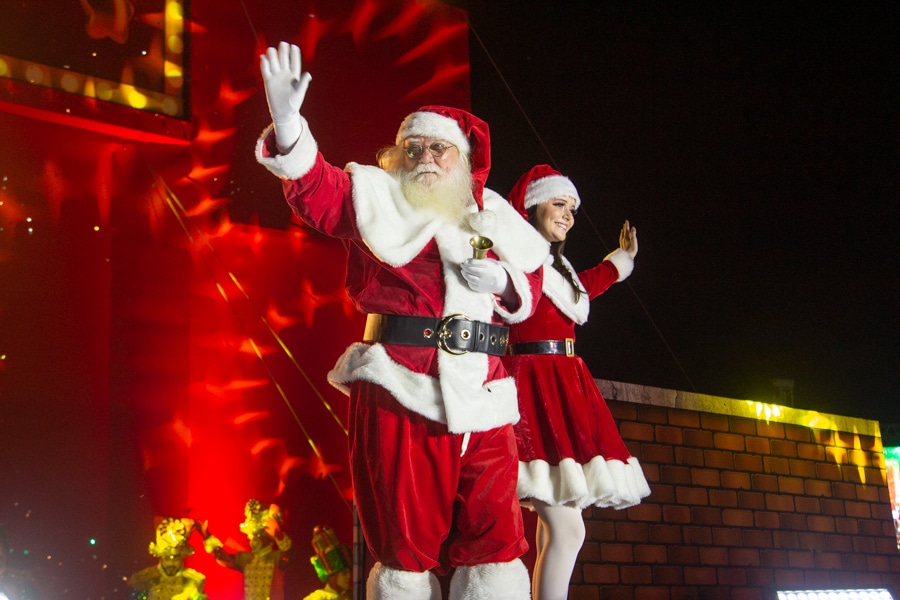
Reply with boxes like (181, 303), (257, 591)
(0, 1), (470, 598)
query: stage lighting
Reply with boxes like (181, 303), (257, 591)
(776, 590), (895, 600)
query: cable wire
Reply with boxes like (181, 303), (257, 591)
(468, 17), (698, 392)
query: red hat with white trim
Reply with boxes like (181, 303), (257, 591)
(507, 164), (580, 221)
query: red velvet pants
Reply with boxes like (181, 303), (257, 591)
(349, 380), (527, 573)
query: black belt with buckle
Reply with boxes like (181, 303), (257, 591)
(506, 339), (575, 357)
(364, 313), (509, 356)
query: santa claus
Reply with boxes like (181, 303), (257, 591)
(256, 42), (548, 599)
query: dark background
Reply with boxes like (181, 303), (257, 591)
(446, 0), (899, 429)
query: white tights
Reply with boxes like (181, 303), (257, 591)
(531, 501), (585, 600)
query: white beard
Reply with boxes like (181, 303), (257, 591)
(397, 163), (475, 224)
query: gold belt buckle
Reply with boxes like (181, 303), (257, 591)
(565, 338), (575, 357)
(436, 313), (471, 355)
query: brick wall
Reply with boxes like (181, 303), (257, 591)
(567, 381), (900, 600)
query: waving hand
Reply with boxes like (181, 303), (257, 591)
(260, 42), (312, 152)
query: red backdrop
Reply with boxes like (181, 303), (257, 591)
(0, 1), (470, 597)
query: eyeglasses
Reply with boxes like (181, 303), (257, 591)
(403, 141), (455, 159)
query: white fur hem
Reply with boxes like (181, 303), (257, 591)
(327, 342), (520, 433)
(254, 118), (318, 180)
(518, 456), (651, 510)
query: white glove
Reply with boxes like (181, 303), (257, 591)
(260, 42), (312, 152)
(460, 258), (509, 295)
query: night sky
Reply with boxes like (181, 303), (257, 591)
(450, 1), (899, 427)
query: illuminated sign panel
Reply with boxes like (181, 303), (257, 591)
(0, 0), (189, 142)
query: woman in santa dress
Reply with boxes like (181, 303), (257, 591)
(503, 165), (651, 600)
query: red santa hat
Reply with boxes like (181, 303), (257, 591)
(507, 164), (581, 221)
(396, 105), (492, 214)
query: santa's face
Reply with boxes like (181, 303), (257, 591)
(534, 196), (577, 242)
(401, 137), (461, 187)
(397, 138), (473, 223)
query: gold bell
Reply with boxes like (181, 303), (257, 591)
(469, 235), (493, 260)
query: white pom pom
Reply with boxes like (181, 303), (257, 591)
(468, 209), (496, 235)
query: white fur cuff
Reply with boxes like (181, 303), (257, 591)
(449, 560), (531, 600)
(366, 563), (441, 600)
(255, 117), (319, 181)
(604, 248), (634, 282)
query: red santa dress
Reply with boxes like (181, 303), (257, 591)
(503, 251), (651, 509)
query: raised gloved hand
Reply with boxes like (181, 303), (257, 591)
(460, 258), (510, 295)
(260, 42), (312, 152)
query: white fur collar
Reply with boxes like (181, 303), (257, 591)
(348, 164), (547, 272)
(541, 255), (590, 325)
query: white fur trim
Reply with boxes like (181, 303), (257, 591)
(348, 169), (548, 272)
(328, 342), (445, 423)
(492, 259), (534, 324)
(254, 118), (318, 180)
(604, 247), (634, 282)
(437, 359), (520, 433)
(540, 255), (590, 325)
(480, 190), (548, 273)
(396, 111), (470, 154)
(449, 560), (531, 600)
(349, 164), (446, 267)
(518, 456), (651, 510)
(434, 225), (522, 432)
(366, 563), (441, 600)
(524, 175), (580, 210)
(467, 209), (496, 235)
(327, 343), (521, 435)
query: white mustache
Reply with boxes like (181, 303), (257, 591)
(414, 164), (443, 176)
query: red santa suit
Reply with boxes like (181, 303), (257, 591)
(503, 165), (651, 511)
(256, 107), (547, 599)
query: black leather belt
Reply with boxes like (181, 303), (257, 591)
(506, 339), (575, 357)
(364, 313), (509, 356)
